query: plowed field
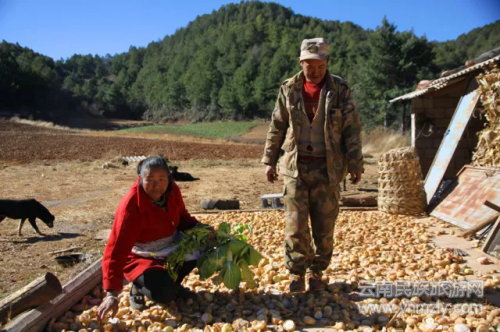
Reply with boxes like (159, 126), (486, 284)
(0, 120), (262, 165)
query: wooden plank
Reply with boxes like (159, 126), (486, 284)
(191, 206), (378, 215)
(424, 78), (479, 204)
(341, 195), (377, 207)
(485, 200), (500, 213)
(48, 247), (82, 255)
(0, 273), (62, 324)
(2, 258), (102, 332)
(458, 214), (499, 238)
(192, 208), (282, 214)
(480, 201), (500, 252)
(482, 216), (500, 255)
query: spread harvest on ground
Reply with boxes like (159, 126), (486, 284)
(1, 2), (500, 330)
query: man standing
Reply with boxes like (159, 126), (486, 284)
(262, 38), (363, 292)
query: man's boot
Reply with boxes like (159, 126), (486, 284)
(289, 273), (306, 292)
(308, 271), (326, 292)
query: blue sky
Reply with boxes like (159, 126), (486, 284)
(0, 0), (498, 60)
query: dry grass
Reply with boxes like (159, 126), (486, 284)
(472, 64), (500, 167)
(10, 117), (151, 132)
(178, 158), (259, 169)
(362, 127), (410, 155)
(10, 117), (87, 132)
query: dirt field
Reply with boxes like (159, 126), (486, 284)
(0, 120), (263, 165)
(0, 119), (378, 299)
(228, 123), (269, 144)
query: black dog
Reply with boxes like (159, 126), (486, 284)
(0, 199), (55, 236)
(168, 166), (200, 182)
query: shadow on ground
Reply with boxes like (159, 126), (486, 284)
(12, 232), (81, 244)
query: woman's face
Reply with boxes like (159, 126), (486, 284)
(141, 168), (169, 201)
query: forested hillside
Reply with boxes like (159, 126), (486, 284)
(1, 1), (499, 129)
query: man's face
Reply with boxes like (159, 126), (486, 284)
(299, 59), (328, 84)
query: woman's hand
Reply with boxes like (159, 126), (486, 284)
(207, 225), (216, 236)
(204, 225), (217, 246)
(97, 292), (120, 321)
(190, 223), (216, 236)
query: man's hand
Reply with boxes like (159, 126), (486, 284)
(265, 165), (278, 183)
(349, 170), (362, 185)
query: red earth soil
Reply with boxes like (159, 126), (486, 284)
(0, 120), (263, 164)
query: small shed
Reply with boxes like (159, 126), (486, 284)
(390, 49), (500, 202)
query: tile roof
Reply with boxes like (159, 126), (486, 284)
(390, 54), (500, 102)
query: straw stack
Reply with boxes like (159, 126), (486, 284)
(378, 147), (426, 215)
(472, 64), (500, 168)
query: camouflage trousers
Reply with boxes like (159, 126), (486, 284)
(283, 159), (340, 275)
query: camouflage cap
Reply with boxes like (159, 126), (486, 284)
(299, 38), (330, 61)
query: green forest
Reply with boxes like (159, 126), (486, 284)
(1, 1), (499, 129)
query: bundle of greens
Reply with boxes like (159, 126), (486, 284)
(164, 222), (262, 290)
(163, 225), (213, 281)
(197, 223), (262, 289)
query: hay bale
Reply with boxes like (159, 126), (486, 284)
(378, 147), (426, 215)
(472, 64), (500, 168)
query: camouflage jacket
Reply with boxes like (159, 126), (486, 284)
(261, 71), (363, 184)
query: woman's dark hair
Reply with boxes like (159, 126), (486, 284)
(137, 156), (174, 197)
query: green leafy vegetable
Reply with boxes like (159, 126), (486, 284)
(218, 222), (231, 235)
(233, 224), (251, 242)
(222, 261), (241, 290)
(226, 240), (247, 259)
(239, 260), (254, 282)
(198, 254), (217, 280)
(245, 246), (263, 266)
(164, 225), (212, 281)
(208, 245), (228, 269)
(165, 221), (262, 289)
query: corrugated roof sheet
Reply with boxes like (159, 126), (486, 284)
(390, 54), (500, 103)
(431, 166), (500, 229)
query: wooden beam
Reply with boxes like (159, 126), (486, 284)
(191, 206), (378, 215)
(458, 214), (499, 238)
(482, 216), (500, 255)
(191, 208), (283, 214)
(2, 258), (102, 332)
(485, 200), (500, 213)
(341, 195), (377, 207)
(0, 273), (62, 324)
(48, 246), (82, 255)
(339, 206), (378, 211)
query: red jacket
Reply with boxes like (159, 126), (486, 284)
(102, 178), (198, 291)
